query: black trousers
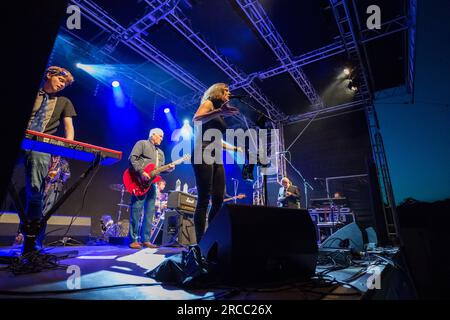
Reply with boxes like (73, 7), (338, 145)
(192, 162), (225, 242)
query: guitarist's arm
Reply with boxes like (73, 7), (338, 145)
(129, 141), (149, 180)
(158, 151), (175, 173)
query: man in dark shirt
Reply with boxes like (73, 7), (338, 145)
(128, 128), (174, 249)
(277, 177), (301, 209)
(22, 66), (76, 252)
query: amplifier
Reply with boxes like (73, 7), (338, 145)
(167, 191), (197, 213)
(161, 210), (196, 246)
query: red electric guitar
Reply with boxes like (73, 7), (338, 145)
(123, 154), (190, 196)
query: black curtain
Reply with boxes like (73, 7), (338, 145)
(283, 109), (387, 240)
(1, 1), (69, 204)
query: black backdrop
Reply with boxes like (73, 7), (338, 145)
(281, 109), (387, 242)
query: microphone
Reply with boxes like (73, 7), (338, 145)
(229, 94), (247, 100)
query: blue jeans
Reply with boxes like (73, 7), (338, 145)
(129, 184), (157, 243)
(23, 151), (50, 249)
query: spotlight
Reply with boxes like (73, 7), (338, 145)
(183, 119), (189, 125)
(76, 63), (82, 68)
(343, 68), (351, 76)
(112, 80), (120, 88)
(164, 108), (170, 114)
(347, 80), (358, 92)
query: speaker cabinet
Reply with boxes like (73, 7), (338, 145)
(198, 204), (318, 284)
(320, 222), (378, 252)
(162, 210), (196, 246)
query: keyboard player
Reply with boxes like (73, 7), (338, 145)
(20, 66), (77, 252)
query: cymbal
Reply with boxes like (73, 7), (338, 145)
(110, 184), (125, 192)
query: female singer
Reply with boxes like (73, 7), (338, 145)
(192, 83), (241, 242)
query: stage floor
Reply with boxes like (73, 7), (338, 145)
(0, 244), (404, 300)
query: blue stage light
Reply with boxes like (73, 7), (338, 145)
(164, 108), (170, 114)
(183, 119), (189, 125)
(112, 81), (120, 88)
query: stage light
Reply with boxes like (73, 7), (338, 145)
(112, 81), (120, 88)
(181, 120), (193, 139)
(164, 108), (170, 114)
(76, 63), (82, 68)
(343, 68), (351, 76)
(347, 81), (358, 92)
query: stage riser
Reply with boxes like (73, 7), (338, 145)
(0, 212), (91, 239)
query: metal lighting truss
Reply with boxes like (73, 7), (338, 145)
(144, 0), (287, 121)
(72, 0), (206, 93)
(235, 0), (323, 108)
(266, 122), (287, 184)
(329, 0), (403, 242)
(360, 16), (409, 43)
(407, 0), (417, 98)
(241, 41), (347, 87)
(120, 0), (177, 41)
(251, 122), (286, 206)
(62, 28), (183, 106)
(286, 99), (370, 124)
(232, 17), (410, 97)
(73, 0), (255, 126)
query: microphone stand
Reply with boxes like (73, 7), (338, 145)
(232, 178), (239, 204)
(230, 96), (278, 125)
(231, 97), (273, 207)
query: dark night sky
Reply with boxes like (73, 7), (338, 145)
(375, 0), (450, 203)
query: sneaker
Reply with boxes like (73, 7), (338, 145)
(129, 241), (142, 249)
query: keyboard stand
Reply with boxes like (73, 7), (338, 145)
(16, 153), (103, 254)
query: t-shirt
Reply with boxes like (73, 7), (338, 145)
(44, 96), (77, 135)
(28, 92), (77, 135)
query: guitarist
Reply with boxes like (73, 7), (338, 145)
(128, 128), (174, 249)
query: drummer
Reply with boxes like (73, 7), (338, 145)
(154, 179), (167, 217)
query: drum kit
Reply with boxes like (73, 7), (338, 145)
(98, 183), (130, 238)
(101, 183), (171, 239)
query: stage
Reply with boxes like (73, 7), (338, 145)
(0, 244), (413, 300)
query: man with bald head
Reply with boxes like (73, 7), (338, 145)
(277, 177), (301, 209)
(128, 128), (174, 249)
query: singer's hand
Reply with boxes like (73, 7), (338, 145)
(220, 103), (240, 117)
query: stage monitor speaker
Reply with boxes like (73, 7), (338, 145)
(319, 222), (378, 252)
(198, 204), (318, 284)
